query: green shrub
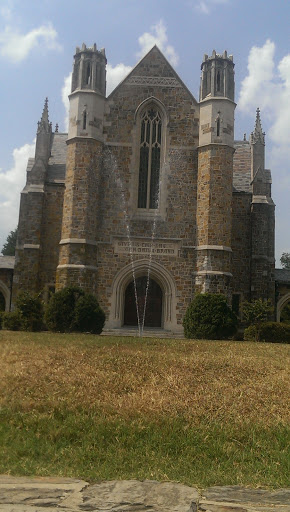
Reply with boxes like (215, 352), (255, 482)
(15, 291), (44, 331)
(2, 311), (22, 331)
(45, 287), (105, 334)
(244, 322), (290, 343)
(183, 293), (237, 340)
(73, 293), (105, 334)
(45, 287), (85, 332)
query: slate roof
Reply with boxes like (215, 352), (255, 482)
(46, 133), (67, 182)
(275, 268), (290, 284)
(233, 140), (251, 193)
(0, 256), (15, 269)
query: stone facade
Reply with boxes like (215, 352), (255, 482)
(8, 46), (276, 333)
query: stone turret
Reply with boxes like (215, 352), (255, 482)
(195, 50), (236, 299)
(68, 43), (107, 141)
(56, 44), (106, 294)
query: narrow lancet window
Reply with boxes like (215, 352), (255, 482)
(83, 110), (87, 130)
(217, 70), (221, 92)
(86, 63), (91, 85)
(138, 107), (162, 209)
(217, 117), (220, 136)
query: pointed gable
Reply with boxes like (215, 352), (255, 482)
(108, 46), (198, 105)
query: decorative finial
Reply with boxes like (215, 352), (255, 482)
(250, 107), (265, 145)
(243, 133), (246, 141)
(37, 97), (51, 134)
(55, 123), (59, 133)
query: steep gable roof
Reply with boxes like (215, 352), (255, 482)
(107, 45), (198, 104)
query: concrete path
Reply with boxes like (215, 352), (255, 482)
(0, 477), (289, 512)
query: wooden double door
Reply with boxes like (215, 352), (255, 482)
(124, 276), (162, 328)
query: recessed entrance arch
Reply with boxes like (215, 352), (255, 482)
(277, 292), (290, 322)
(124, 276), (162, 327)
(108, 259), (180, 332)
(0, 280), (11, 312)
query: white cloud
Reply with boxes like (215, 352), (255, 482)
(195, 0), (229, 14)
(61, 72), (72, 132)
(0, 141), (35, 250)
(239, 40), (277, 114)
(0, 23), (61, 63)
(238, 40), (290, 148)
(107, 62), (133, 96)
(137, 20), (179, 67)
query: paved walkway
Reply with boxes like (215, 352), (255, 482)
(0, 477), (289, 512)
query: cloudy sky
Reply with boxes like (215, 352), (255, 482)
(0, 0), (289, 265)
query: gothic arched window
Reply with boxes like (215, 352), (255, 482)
(138, 107), (162, 209)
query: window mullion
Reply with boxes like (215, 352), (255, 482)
(147, 118), (153, 209)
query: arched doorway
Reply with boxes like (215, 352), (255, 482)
(0, 281), (10, 312)
(0, 291), (5, 311)
(124, 276), (162, 327)
(277, 292), (290, 322)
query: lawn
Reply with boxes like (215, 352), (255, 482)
(0, 330), (289, 488)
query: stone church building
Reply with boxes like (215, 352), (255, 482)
(7, 45), (278, 333)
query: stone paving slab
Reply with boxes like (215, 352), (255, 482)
(200, 486), (290, 512)
(0, 477), (289, 512)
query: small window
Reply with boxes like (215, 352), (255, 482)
(138, 107), (162, 209)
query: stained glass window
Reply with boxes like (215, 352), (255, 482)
(138, 108), (162, 209)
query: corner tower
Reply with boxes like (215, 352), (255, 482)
(195, 50), (236, 298)
(56, 44), (107, 293)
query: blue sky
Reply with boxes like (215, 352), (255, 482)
(0, 0), (289, 265)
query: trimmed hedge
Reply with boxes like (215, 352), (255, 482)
(183, 293), (237, 340)
(45, 287), (105, 334)
(2, 311), (22, 331)
(244, 322), (290, 343)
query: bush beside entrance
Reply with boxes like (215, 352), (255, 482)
(183, 293), (237, 340)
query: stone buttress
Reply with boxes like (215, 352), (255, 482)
(12, 100), (52, 300)
(195, 51), (236, 299)
(56, 44), (107, 293)
(250, 109), (275, 303)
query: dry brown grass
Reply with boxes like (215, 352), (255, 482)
(0, 331), (289, 426)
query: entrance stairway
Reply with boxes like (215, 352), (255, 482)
(102, 327), (185, 339)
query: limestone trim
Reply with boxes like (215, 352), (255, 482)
(252, 195), (275, 205)
(59, 238), (98, 246)
(0, 280), (11, 312)
(194, 270), (233, 277)
(22, 185), (44, 194)
(107, 259), (180, 332)
(57, 264), (98, 271)
(276, 292), (290, 322)
(199, 96), (236, 107)
(66, 136), (104, 145)
(126, 76), (182, 88)
(23, 244), (40, 250)
(196, 245), (232, 252)
(197, 142), (235, 150)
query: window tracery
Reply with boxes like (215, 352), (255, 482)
(138, 107), (162, 209)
